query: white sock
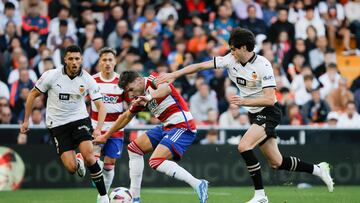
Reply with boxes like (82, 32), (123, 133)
(128, 150), (144, 198)
(312, 164), (321, 177)
(103, 168), (115, 193)
(156, 160), (201, 189)
(254, 189), (266, 197)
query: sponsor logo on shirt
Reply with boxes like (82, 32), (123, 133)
(263, 75), (273, 81)
(102, 95), (119, 103)
(59, 93), (70, 100)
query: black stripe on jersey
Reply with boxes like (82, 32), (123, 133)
(34, 86), (45, 94)
(92, 97), (102, 101)
(262, 85), (276, 89)
(213, 57), (217, 69)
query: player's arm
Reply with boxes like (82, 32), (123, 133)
(93, 110), (135, 144)
(230, 87), (276, 107)
(157, 60), (214, 84)
(93, 99), (106, 133)
(21, 88), (42, 133)
(138, 82), (172, 102)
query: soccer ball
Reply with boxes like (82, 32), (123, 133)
(109, 187), (133, 203)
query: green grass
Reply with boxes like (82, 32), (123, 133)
(0, 186), (359, 203)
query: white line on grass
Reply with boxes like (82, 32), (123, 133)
(142, 189), (231, 196)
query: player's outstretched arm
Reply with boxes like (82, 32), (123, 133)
(230, 88), (276, 107)
(21, 88), (42, 133)
(138, 83), (171, 102)
(157, 60), (214, 84)
(93, 100), (106, 137)
(93, 110), (135, 144)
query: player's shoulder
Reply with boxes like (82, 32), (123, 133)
(253, 54), (272, 70)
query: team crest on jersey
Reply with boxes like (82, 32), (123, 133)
(79, 85), (85, 94)
(252, 72), (257, 80)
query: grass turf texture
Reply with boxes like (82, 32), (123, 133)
(0, 186), (359, 203)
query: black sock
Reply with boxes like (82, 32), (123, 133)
(241, 150), (264, 190)
(88, 161), (107, 195)
(278, 156), (314, 174)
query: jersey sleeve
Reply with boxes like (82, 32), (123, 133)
(213, 53), (232, 69)
(87, 75), (102, 101)
(34, 70), (53, 93)
(259, 60), (276, 89)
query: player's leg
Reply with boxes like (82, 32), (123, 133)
(238, 124), (268, 202)
(260, 138), (334, 192)
(60, 150), (78, 173)
(102, 138), (124, 193)
(127, 130), (157, 202)
(149, 128), (208, 203)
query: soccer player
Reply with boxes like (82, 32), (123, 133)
(93, 71), (208, 203)
(157, 28), (334, 203)
(91, 47), (126, 198)
(20, 45), (110, 203)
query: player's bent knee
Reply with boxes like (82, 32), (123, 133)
(82, 154), (96, 166)
(238, 142), (252, 153)
(65, 162), (77, 174)
(269, 159), (282, 170)
(149, 157), (166, 170)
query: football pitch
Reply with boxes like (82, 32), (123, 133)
(0, 186), (359, 203)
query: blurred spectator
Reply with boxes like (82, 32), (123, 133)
(337, 101), (360, 128)
(167, 40), (186, 71)
(21, 3), (50, 41)
(278, 87), (295, 119)
(200, 129), (222, 145)
(0, 105), (15, 124)
(282, 38), (309, 78)
(107, 20), (129, 49)
(327, 78), (354, 112)
(319, 63), (341, 98)
(116, 33), (136, 63)
(232, 0), (263, 20)
(47, 19), (77, 52)
(288, 0), (305, 24)
(76, 7), (96, 32)
(309, 37), (335, 73)
(187, 26), (207, 54)
(284, 103), (304, 125)
(0, 21), (19, 52)
(116, 47), (140, 73)
(295, 5), (325, 40)
(190, 82), (218, 122)
(103, 4), (124, 41)
(78, 22), (99, 50)
(214, 5), (236, 41)
(0, 2), (21, 35)
(301, 88), (331, 124)
(8, 55), (38, 85)
(210, 69), (229, 112)
(127, 0), (148, 26)
(83, 35), (103, 72)
(144, 46), (162, 73)
(156, 0), (179, 24)
(201, 109), (219, 126)
(138, 21), (162, 59)
(238, 112), (250, 127)
(292, 71), (319, 106)
(0, 81), (9, 100)
(29, 108), (45, 127)
(350, 75), (360, 93)
(268, 6), (295, 44)
(20, 0), (48, 17)
(262, 0), (277, 27)
(345, 0), (360, 54)
(134, 6), (161, 36)
(325, 111), (339, 127)
(273, 30), (291, 64)
(319, 0), (351, 54)
(240, 5), (267, 37)
(48, 5), (77, 36)
(219, 104), (240, 127)
(304, 25), (318, 51)
(53, 36), (75, 68)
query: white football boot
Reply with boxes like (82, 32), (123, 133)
(317, 162), (334, 192)
(76, 153), (86, 177)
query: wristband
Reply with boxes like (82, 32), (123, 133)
(145, 94), (153, 101)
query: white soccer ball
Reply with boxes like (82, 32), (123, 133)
(109, 187), (133, 203)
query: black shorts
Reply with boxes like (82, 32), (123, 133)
(248, 102), (282, 145)
(49, 117), (93, 155)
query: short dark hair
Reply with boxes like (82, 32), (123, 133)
(119, 71), (141, 89)
(228, 28), (256, 51)
(64, 45), (82, 56)
(99, 47), (117, 58)
(5, 2), (15, 10)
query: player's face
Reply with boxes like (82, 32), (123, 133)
(64, 52), (82, 75)
(230, 45), (243, 62)
(126, 77), (145, 99)
(99, 53), (116, 74)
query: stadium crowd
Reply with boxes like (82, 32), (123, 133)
(0, 0), (360, 138)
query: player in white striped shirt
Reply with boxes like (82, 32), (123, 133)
(158, 28), (334, 203)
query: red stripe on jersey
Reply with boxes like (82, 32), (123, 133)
(91, 111), (121, 122)
(93, 75), (119, 84)
(157, 103), (181, 122)
(163, 119), (196, 131)
(101, 130), (124, 138)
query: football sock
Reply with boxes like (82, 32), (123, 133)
(151, 159), (201, 189)
(241, 150), (264, 190)
(103, 163), (115, 193)
(88, 161), (107, 196)
(278, 156), (314, 174)
(128, 146), (144, 198)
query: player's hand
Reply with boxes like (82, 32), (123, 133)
(132, 97), (147, 106)
(93, 134), (107, 144)
(20, 121), (29, 134)
(92, 128), (101, 138)
(157, 72), (176, 84)
(229, 95), (244, 106)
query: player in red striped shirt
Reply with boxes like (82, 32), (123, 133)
(90, 47), (126, 200)
(94, 70), (208, 203)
